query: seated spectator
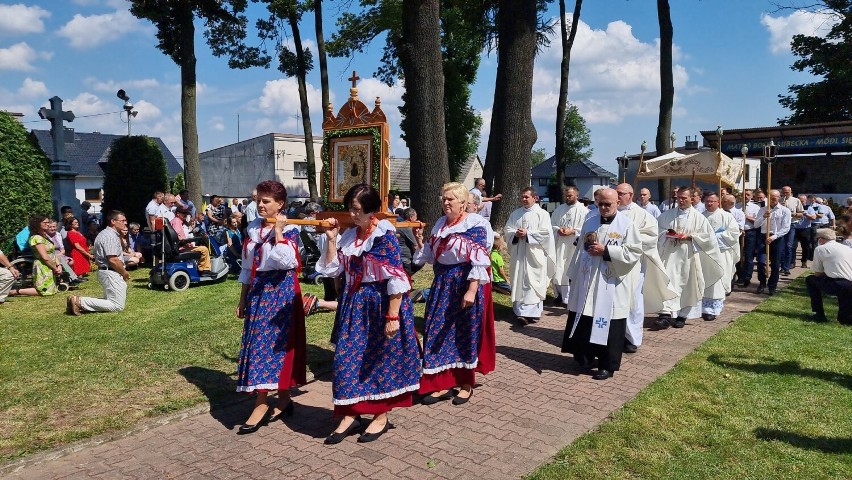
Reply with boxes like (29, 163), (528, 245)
(807, 228), (852, 324)
(80, 201), (94, 229)
(396, 207), (423, 277)
(64, 216), (94, 277)
(46, 219), (79, 284)
(0, 249), (21, 304)
(837, 225), (852, 248)
(491, 233), (511, 295)
(172, 207), (212, 274)
(11, 214), (62, 297)
(225, 215), (243, 273)
(85, 221), (99, 246)
(193, 212), (208, 236)
(119, 226), (143, 269)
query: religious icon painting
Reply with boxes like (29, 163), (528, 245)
(329, 136), (373, 203)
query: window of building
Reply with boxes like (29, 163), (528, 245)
(84, 189), (102, 201)
(744, 164), (750, 182)
(294, 161), (308, 179)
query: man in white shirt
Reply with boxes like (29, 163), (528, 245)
(638, 188), (661, 218)
(780, 186), (804, 275)
(806, 228), (852, 324)
(691, 187), (706, 213)
(738, 189), (763, 288)
(145, 191), (165, 231)
(471, 177), (502, 220)
(753, 189), (792, 295)
(244, 189), (258, 223)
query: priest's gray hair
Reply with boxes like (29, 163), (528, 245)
(815, 228), (836, 242)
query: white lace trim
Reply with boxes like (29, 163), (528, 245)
(422, 359), (479, 375)
(332, 383), (420, 405)
(429, 213), (490, 240)
(236, 382), (280, 393)
(339, 219), (396, 257)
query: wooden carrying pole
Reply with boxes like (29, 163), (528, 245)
(765, 162), (772, 278)
(265, 218), (427, 230)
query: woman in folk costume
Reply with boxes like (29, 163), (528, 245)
(318, 184), (421, 444)
(234, 180), (307, 434)
(414, 182), (495, 406)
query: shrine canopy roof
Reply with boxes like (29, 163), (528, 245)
(700, 120), (852, 156)
(636, 150), (741, 188)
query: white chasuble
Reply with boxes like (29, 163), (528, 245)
(703, 208), (741, 300)
(551, 202), (589, 287)
(505, 204), (556, 305)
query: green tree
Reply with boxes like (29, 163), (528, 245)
(226, 0), (320, 199)
(129, 0), (252, 209)
(654, 0), (674, 200)
(172, 172), (185, 194)
(554, 0), (583, 189)
(561, 104), (592, 166)
(531, 147), (548, 167)
(778, 1), (852, 124)
(102, 136), (169, 227)
(0, 112), (51, 244)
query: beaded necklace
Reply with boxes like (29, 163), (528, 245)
(353, 216), (379, 248)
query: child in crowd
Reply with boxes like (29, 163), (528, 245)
(491, 232), (511, 295)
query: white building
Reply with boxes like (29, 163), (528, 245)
(200, 133), (323, 201)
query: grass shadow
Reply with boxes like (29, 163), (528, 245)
(707, 354), (852, 390)
(754, 427), (852, 454)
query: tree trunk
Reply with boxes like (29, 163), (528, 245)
(179, 10), (201, 208)
(483, 0), (538, 228)
(555, 0), (583, 189)
(314, 0), (330, 115)
(655, 0), (674, 202)
(288, 9), (319, 199)
(399, 0), (450, 225)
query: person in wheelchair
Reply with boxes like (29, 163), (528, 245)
(225, 214), (243, 273)
(11, 214), (64, 297)
(171, 206), (213, 275)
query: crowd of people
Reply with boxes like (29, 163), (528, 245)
(3, 175), (851, 447)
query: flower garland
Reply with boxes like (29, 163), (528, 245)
(320, 126), (382, 211)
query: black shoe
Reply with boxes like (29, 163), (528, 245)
(768, 289), (776, 296)
(757, 284), (766, 294)
(528, 317), (539, 324)
(801, 262), (808, 269)
(623, 342), (638, 354)
(237, 407), (273, 435)
(781, 269), (790, 276)
(516, 316), (529, 326)
(421, 390), (455, 405)
(653, 315), (671, 330)
(810, 313), (829, 323)
(200, 270), (213, 276)
(324, 416), (363, 445)
(703, 314), (716, 321)
(452, 388), (473, 406)
(551, 295), (563, 306)
(739, 280), (751, 288)
(592, 369), (613, 380)
(672, 317), (686, 328)
(357, 421), (394, 443)
(267, 400), (294, 422)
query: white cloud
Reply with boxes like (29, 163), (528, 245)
(84, 77), (163, 93)
(0, 4), (51, 35)
(57, 9), (151, 49)
(0, 42), (52, 71)
(208, 116), (225, 132)
(72, 0), (130, 7)
(17, 77), (48, 98)
(761, 10), (837, 55)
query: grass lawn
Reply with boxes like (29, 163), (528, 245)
(0, 262), (517, 463)
(527, 277), (852, 480)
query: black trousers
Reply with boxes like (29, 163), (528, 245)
(806, 274), (852, 324)
(757, 237), (783, 290)
(739, 229), (760, 282)
(562, 312), (626, 371)
(794, 228), (813, 264)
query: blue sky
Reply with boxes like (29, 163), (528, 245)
(0, 0), (836, 184)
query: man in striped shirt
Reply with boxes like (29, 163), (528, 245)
(68, 210), (130, 315)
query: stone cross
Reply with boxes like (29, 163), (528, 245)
(38, 96), (80, 218)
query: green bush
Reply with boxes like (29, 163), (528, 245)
(101, 136), (168, 227)
(0, 112), (52, 249)
(171, 172), (185, 194)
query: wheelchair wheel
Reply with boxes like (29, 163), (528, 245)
(168, 271), (191, 292)
(9, 258), (34, 289)
(57, 282), (70, 292)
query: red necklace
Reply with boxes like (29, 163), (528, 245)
(354, 216), (379, 248)
(442, 212), (466, 231)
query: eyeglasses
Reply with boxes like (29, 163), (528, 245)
(616, 191), (630, 196)
(597, 202), (614, 207)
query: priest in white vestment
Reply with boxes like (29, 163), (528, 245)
(550, 186), (589, 306)
(615, 184), (676, 352)
(655, 186), (724, 329)
(700, 194), (742, 320)
(505, 187), (556, 324)
(561, 189), (642, 380)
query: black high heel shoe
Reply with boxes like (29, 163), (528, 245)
(237, 406), (273, 435)
(324, 416), (363, 445)
(268, 400), (294, 423)
(357, 421), (394, 443)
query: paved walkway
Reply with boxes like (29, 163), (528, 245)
(4, 268), (805, 480)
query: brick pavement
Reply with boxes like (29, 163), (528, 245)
(3, 268), (805, 480)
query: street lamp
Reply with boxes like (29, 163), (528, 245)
(740, 144), (748, 207)
(716, 125), (724, 154)
(117, 89), (138, 136)
(617, 151), (629, 183)
(670, 132), (676, 151)
(763, 139), (777, 277)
